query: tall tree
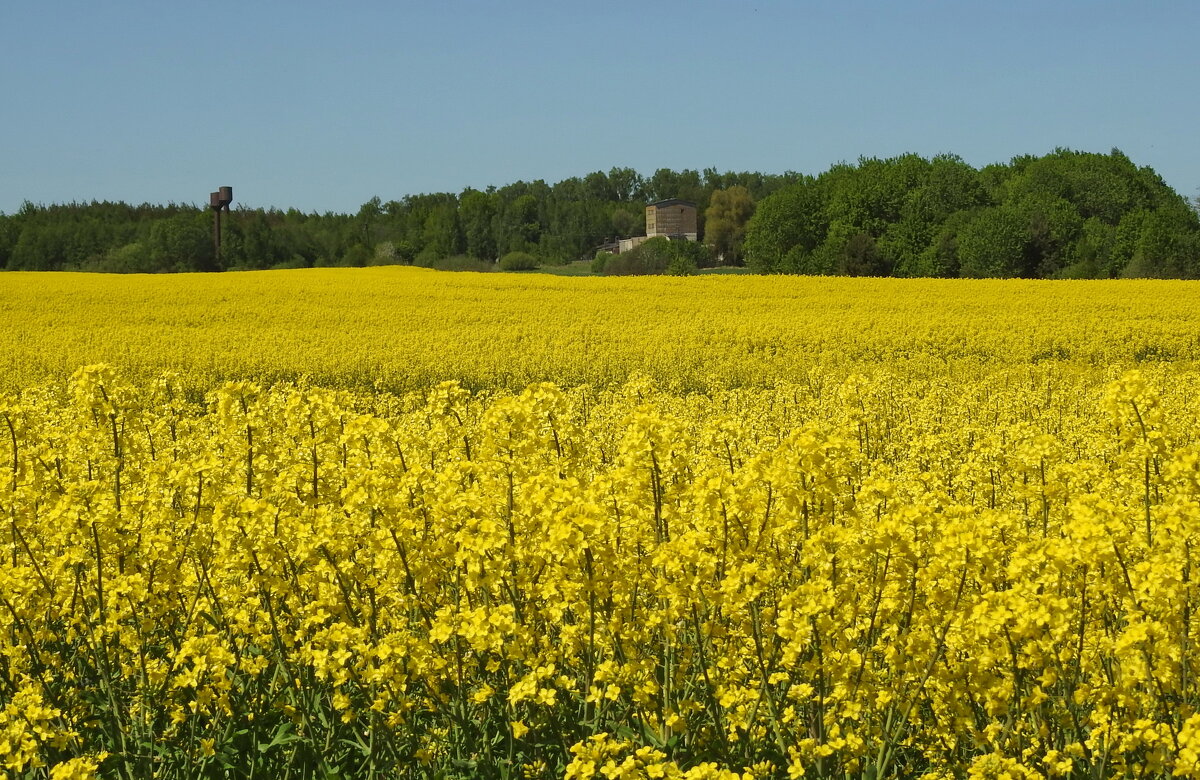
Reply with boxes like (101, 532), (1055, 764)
(148, 212), (216, 271)
(459, 189), (498, 261)
(498, 194), (541, 254)
(422, 203), (463, 259)
(743, 176), (825, 273)
(356, 196), (382, 250)
(704, 186), (755, 265)
(607, 167), (644, 202)
(954, 206), (1028, 278)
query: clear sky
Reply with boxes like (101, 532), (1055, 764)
(3, 1), (1197, 215)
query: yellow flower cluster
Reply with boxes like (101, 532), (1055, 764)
(3, 268), (1200, 776)
(1, 268), (1199, 392)
(1, 355), (1199, 777)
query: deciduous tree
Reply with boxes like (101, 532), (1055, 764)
(704, 186), (755, 265)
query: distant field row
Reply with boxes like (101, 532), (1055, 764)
(2, 267), (1199, 392)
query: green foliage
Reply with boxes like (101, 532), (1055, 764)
(603, 237), (673, 276)
(147, 212), (215, 272)
(498, 251), (540, 271)
(371, 241), (401, 266)
(955, 206), (1029, 278)
(667, 252), (697, 276)
(838, 231), (890, 277)
(422, 204), (464, 259)
(610, 205), (643, 239)
(1058, 218), (1114, 279)
(779, 243), (830, 275)
(742, 149), (1200, 279)
(530, 234), (575, 266)
(459, 188), (498, 261)
(1123, 205), (1200, 278)
(356, 195), (382, 248)
(414, 254), (496, 273)
(704, 185), (755, 265)
(101, 242), (156, 274)
(270, 255), (312, 271)
(2, 156), (1193, 278)
(0, 169), (799, 275)
(499, 194), (541, 255)
(340, 244), (372, 268)
(601, 237), (705, 276)
(743, 176), (824, 273)
(913, 211), (973, 278)
(671, 239), (711, 272)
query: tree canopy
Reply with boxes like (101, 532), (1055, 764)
(743, 149), (1200, 279)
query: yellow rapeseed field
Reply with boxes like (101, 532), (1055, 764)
(2, 267), (1200, 391)
(2, 267), (1200, 778)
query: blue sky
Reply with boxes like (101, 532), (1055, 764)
(3, 1), (1197, 214)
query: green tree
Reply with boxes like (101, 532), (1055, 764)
(356, 196), (382, 249)
(9, 223), (66, 270)
(607, 167), (644, 201)
(669, 238), (710, 272)
(583, 171), (615, 202)
(913, 209), (977, 278)
(601, 237), (707, 276)
(102, 242), (156, 273)
(498, 251), (539, 271)
(602, 237), (673, 276)
(838, 231), (889, 276)
(704, 186), (755, 265)
(955, 206), (1027, 277)
(1059, 218), (1115, 278)
(1000, 148), (1151, 225)
(1123, 205), (1200, 278)
(0, 215), (16, 268)
(780, 243), (831, 275)
(743, 176), (825, 272)
(422, 204), (463, 259)
(888, 154), (989, 275)
(645, 169), (704, 206)
(226, 209), (283, 270)
(499, 194), (541, 254)
(916, 228), (962, 278)
(610, 206), (643, 239)
(148, 212), (216, 271)
(1014, 195), (1082, 277)
(459, 189), (498, 261)
(3, 157), (1195, 278)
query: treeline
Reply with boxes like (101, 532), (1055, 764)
(744, 148), (1200, 278)
(0, 168), (797, 273)
(2, 151), (1198, 277)
(0, 201), (352, 273)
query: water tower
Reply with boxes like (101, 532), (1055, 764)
(210, 186), (233, 263)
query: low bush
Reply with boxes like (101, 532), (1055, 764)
(413, 252), (497, 272)
(602, 237), (705, 276)
(498, 251), (540, 271)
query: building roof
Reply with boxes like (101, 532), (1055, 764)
(648, 198), (696, 209)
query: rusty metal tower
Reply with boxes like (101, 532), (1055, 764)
(210, 186), (233, 263)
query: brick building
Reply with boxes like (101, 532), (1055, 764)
(609, 199), (699, 254)
(645, 199), (698, 241)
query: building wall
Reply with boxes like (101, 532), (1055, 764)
(618, 236), (649, 254)
(610, 202), (699, 254)
(646, 202), (698, 238)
